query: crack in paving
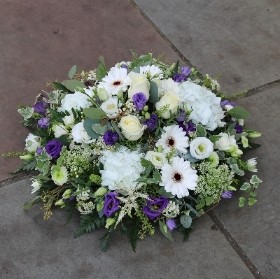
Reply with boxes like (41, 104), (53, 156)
(0, 171), (35, 188)
(208, 210), (264, 279)
(245, 78), (280, 98)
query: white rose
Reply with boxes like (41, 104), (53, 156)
(155, 92), (180, 119)
(63, 114), (75, 127)
(25, 133), (40, 152)
(128, 72), (150, 99)
(100, 97), (119, 119)
(190, 137), (214, 160)
(58, 91), (91, 112)
(145, 151), (166, 169)
(215, 133), (237, 152)
(71, 121), (93, 144)
(119, 115), (145, 141)
(53, 124), (68, 138)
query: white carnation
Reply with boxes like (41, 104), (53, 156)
(58, 91), (91, 112)
(71, 121), (94, 144)
(100, 147), (144, 192)
(179, 81), (225, 131)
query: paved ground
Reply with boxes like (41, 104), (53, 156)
(1, 0), (280, 278)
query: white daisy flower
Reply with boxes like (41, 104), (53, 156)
(100, 67), (131, 95)
(190, 137), (214, 160)
(160, 157), (198, 198)
(140, 65), (163, 79)
(156, 125), (189, 154)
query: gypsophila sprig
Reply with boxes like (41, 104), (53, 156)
(14, 52), (262, 250)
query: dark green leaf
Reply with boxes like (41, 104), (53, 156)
(209, 135), (221, 143)
(228, 106), (250, 119)
(96, 56), (107, 81)
(62, 80), (85, 92)
(159, 220), (174, 242)
(68, 65), (77, 79)
(100, 231), (112, 252)
(157, 187), (173, 198)
(196, 124), (206, 137)
(149, 81), (159, 103)
(110, 121), (124, 140)
(52, 82), (70, 92)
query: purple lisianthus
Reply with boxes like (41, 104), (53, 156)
(221, 191), (233, 199)
(173, 66), (191, 83)
(132, 92), (147, 111)
(33, 101), (49, 115)
(36, 147), (43, 155)
(176, 110), (186, 123)
(38, 117), (49, 129)
(166, 219), (177, 231)
(45, 139), (62, 159)
(143, 196), (169, 220)
(103, 131), (119, 146)
(103, 192), (120, 217)
(220, 100), (236, 108)
(234, 123), (243, 134)
(144, 113), (158, 132)
(179, 120), (196, 135)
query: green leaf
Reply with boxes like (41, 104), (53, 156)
(159, 220), (174, 242)
(240, 182), (251, 191)
(83, 118), (100, 139)
(110, 121), (124, 140)
(180, 215), (192, 228)
(23, 196), (41, 210)
(185, 203), (200, 217)
(96, 56), (107, 81)
(228, 106), (250, 119)
(149, 81), (159, 103)
(250, 175), (262, 185)
(62, 80), (85, 92)
(239, 197), (246, 207)
(100, 231), (112, 252)
(153, 169), (161, 183)
(157, 187), (173, 198)
(209, 135), (221, 143)
(83, 108), (106, 120)
(52, 81), (70, 92)
(248, 197), (257, 206)
(18, 107), (34, 121)
(196, 124), (206, 137)
(68, 65), (77, 79)
(92, 124), (108, 135)
(205, 196), (214, 206)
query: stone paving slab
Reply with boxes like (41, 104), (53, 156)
(134, 0), (280, 94)
(214, 87), (280, 278)
(0, 0), (181, 182)
(0, 179), (254, 279)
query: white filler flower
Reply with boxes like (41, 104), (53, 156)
(100, 147), (144, 191)
(100, 67), (131, 95)
(190, 137), (214, 160)
(156, 125), (189, 154)
(160, 157), (198, 198)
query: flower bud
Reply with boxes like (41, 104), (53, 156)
(55, 199), (65, 207)
(93, 187), (107, 197)
(248, 131), (261, 138)
(19, 154), (33, 160)
(105, 217), (116, 229)
(62, 189), (72, 199)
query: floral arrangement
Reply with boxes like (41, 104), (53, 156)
(17, 53), (262, 250)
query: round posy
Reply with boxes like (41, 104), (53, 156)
(17, 53), (262, 251)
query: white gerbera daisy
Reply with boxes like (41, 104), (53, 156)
(156, 125), (189, 154)
(100, 67), (131, 95)
(190, 137), (214, 160)
(160, 157), (198, 198)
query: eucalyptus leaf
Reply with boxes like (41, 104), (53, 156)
(83, 119), (100, 139)
(68, 65), (77, 79)
(62, 80), (85, 92)
(52, 81), (70, 92)
(92, 124), (108, 135)
(149, 81), (159, 103)
(83, 108), (106, 120)
(180, 215), (192, 228)
(228, 106), (250, 119)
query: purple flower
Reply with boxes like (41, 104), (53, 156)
(144, 113), (158, 132)
(103, 131), (119, 145)
(176, 110), (186, 123)
(38, 117), (49, 129)
(220, 100), (236, 108)
(143, 196), (169, 220)
(33, 101), (49, 115)
(166, 219), (177, 231)
(36, 147), (43, 155)
(173, 66), (191, 83)
(120, 64), (128, 69)
(179, 120), (196, 135)
(234, 123), (243, 134)
(45, 139), (62, 159)
(132, 92), (147, 111)
(103, 192), (120, 217)
(221, 191), (233, 199)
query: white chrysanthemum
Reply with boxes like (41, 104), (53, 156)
(25, 133), (40, 152)
(30, 178), (41, 194)
(100, 147), (144, 191)
(100, 97), (120, 119)
(156, 125), (189, 154)
(51, 166), (68, 186)
(145, 151), (167, 169)
(190, 137), (214, 160)
(160, 157), (198, 198)
(71, 121), (94, 144)
(99, 67), (131, 95)
(140, 65), (163, 79)
(179, 81), (225, 131)
(58, 91), (91, 112)
(247, 158), (258, 172)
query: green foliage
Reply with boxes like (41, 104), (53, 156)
(130, 52), (153, 69)
(125, 217), (142, 252)
(92, 123), (108, 135)
(83, 118), (100, 139)
(83, 107), (106, 120)
(62, 80), (85, 92)
(96, 56), (107, 81)
(228, 106), (250, 119)
(180, 214), (192, 228)
(196, 124), (206, 137)
(159, 220), (174, 242)
(149, 81), (159, 103)
(23, 196), (41, 210)
(68, 65), (77, 79)
(18, 107), (34, 121)
(52, 82), (70, 92)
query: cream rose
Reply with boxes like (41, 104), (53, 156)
(155, 92), (180, 119)
(119, 115), (145, 141)
(128, 72), (150, 99)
